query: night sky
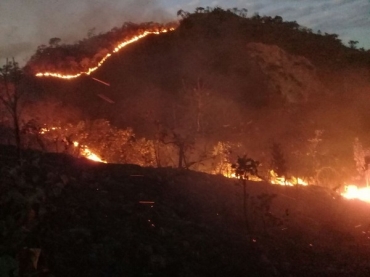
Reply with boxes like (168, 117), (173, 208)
(1, 0), (370, 64)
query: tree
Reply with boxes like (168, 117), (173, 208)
(0, 58), (24, 160)
(157, 126), (194, 168)
(48, 37), (61, 47)
(177, 9), (189, 19)
(348, 40), (359, 49)
(232, 155), (260, 180)
(232, 155), (260, 233)
(195, 7), (205, 13)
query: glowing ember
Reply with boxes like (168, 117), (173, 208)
(40, 126), (60, 134)
(35, 28), (175, 79)
(341, 185), (370, 203)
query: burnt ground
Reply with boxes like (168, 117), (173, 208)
(1, 145), (370, 276)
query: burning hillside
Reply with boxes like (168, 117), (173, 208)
(26, 22), (177, 77)
(1, 8), (369, 202)
(3, 7), (370, 276)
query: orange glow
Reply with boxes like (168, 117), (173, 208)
(72, 141), (106, 163)
(269, 170), (308, 186)
(221, 169), (307, 186)
(341, 185), (370, 203)
(35, 28), (175, 79)
(40, 126), (60, 134)
(39, 126), (106, 163)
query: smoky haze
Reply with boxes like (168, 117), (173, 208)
(0, 0), (173, 65)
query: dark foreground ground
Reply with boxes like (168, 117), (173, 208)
(1, 145), (370, 277)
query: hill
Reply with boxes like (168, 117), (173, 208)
(4, 7), (370, 186)
(2, 145), (370, 276)
(20, 9), (369, 183)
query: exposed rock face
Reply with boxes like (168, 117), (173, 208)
(246, 42), (326, 103)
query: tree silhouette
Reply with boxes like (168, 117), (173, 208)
(232, 155), (260, 233)
(49, 37), (61, 47)
(348, 40), (359, 49)
(0, 58), (24, 160)
(232, 155), (260, 180)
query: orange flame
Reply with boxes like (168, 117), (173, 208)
(39, 127), (106, 163)
(221, 169), (307, 186)
(73, 141), (106, 163)
(35, 28), (175, 79)
(341, 185), (370, 203)
(269, 170), (308, 186)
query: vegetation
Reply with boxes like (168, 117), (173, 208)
(0, 59), (25, 161)
(1, 146), (370, 276)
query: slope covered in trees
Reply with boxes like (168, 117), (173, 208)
(4, 7), (370, 185)
(2, 146), (370, 276)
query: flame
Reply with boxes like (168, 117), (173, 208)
(73, 141), (106, 163)
(269, 170), (308, 186)
(39, 126), (106, 163)
(221, 169), (307, 186)
(341, 185), (370, 203)
(35, 28), (175, 79)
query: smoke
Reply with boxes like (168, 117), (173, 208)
(0, 0), (174, 65)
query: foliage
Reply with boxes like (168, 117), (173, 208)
(232, 155), (260, 180)
(0, 59), (25, 160)
(211, 141), (233, 175)
(43, 119), (157, 166)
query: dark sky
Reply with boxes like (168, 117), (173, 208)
(1, 0), (370, 65)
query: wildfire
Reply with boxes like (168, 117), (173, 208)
(35, 28), (175, 79)
(224, 166), (370, 203)
(73, 141), (106, 163)
(341, 185), (370, 203)
(222, 169), (308, 186)
(39, 127), (106, 163)
(269, 170), (308, 186)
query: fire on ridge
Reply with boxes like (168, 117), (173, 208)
(35, 28), (176, 79)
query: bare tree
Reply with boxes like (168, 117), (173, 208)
(157, 126), (193, 169)
(0, 58), (24, 160)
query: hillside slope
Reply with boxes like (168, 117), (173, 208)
(2, 145), (370, 276)
(14, 8), (370, 184)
